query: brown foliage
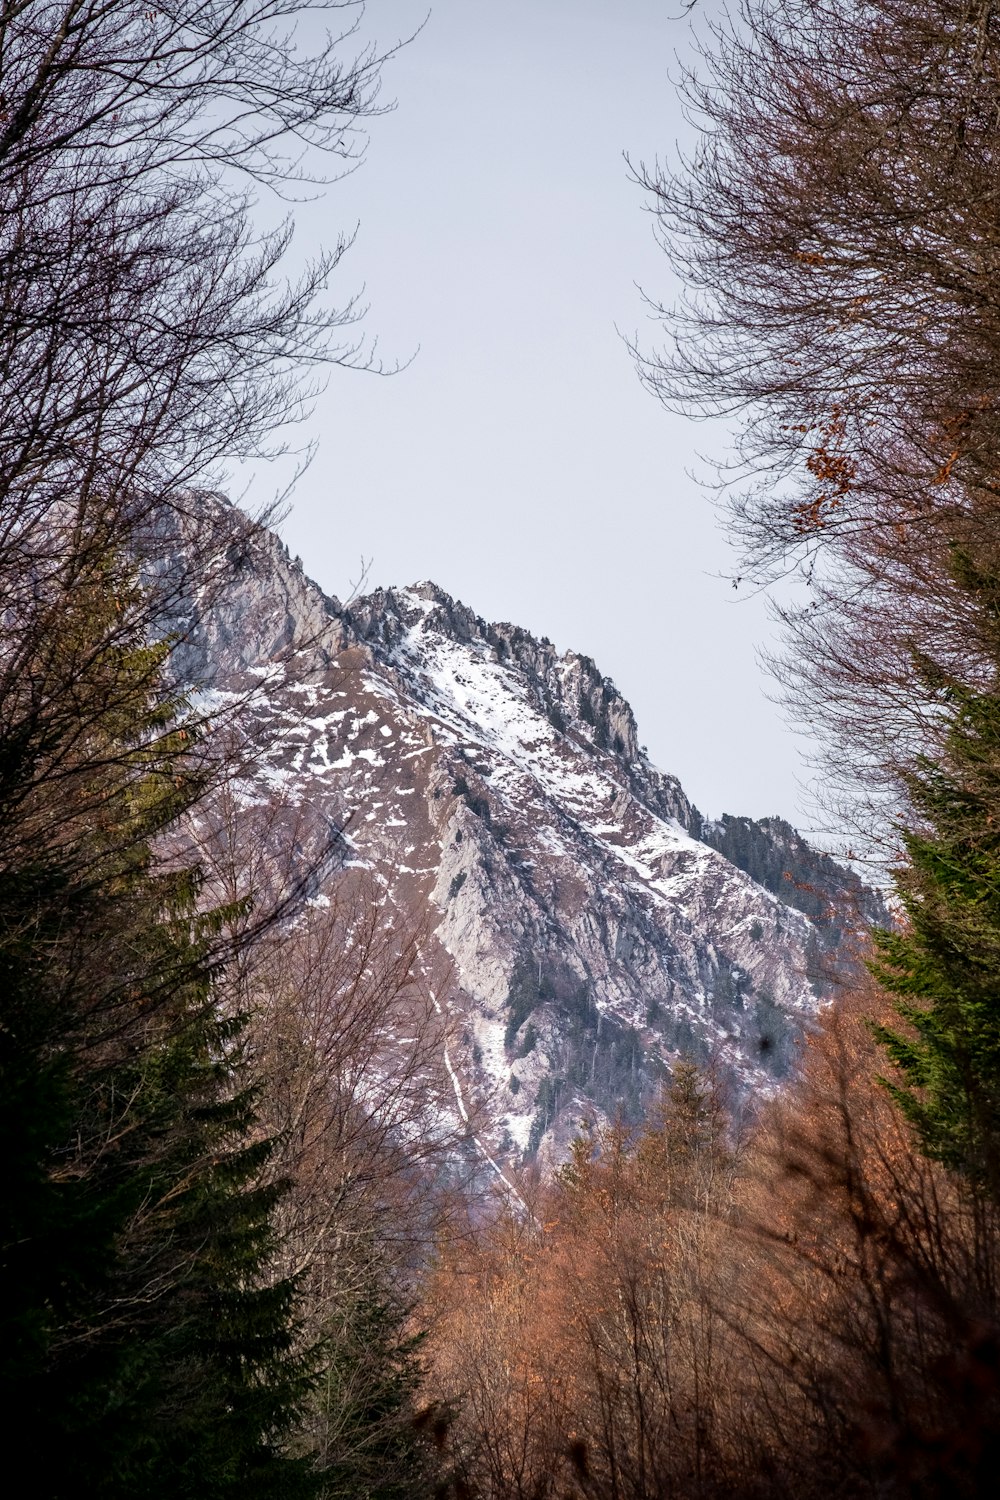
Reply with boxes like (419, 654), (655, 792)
(729, 978), (1000, 1496)
(422, 1068), (740, 1499)
(421, 994), (1000, 1498)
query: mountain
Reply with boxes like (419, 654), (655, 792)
(174, 506), (881, 1166)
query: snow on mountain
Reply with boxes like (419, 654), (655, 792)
(174, 506), (877, 1165)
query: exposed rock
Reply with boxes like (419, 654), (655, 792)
(174, 502), (881, 1164)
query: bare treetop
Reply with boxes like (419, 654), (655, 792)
(0, 1), (391, 190)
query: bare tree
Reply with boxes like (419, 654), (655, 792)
(423, 1077), (740, 1500)
(0, 5), (440, 1485)
(0, 0), (392, 1027)
(635, 0), (1000, 846)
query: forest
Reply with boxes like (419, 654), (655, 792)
(3, 2), (1000, 1496)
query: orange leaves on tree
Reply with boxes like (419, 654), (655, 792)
(792, 408), (857, 534)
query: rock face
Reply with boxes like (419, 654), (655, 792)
(175, 507), (881, 1164)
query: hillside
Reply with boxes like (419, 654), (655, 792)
(175, 506), (880, 1164)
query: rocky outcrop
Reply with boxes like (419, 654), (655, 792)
(176, 505), (879, 1163)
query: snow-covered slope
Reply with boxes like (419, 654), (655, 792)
(176, 509), (876, 1164)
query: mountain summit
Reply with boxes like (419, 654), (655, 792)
(178, 510), (878, 1164)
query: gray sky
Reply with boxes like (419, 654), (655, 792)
(267, 0), (815, 824)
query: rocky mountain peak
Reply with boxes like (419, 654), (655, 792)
(177, 504), (879, 1166)
(342, 579), (696, 834)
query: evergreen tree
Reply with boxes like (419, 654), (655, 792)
(0, 539), (316, 1495)
(308, 1273), (435, 1500)
(0, 7), (422, 1492)
(871, 550), (1000, 1201)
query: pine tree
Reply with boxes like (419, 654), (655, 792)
(0, 538), (316, 1495)
(308, 1272), (435, 1500)
(871, 550), (1000, 1201)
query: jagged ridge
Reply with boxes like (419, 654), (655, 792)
(176, 509), (876, 1164)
